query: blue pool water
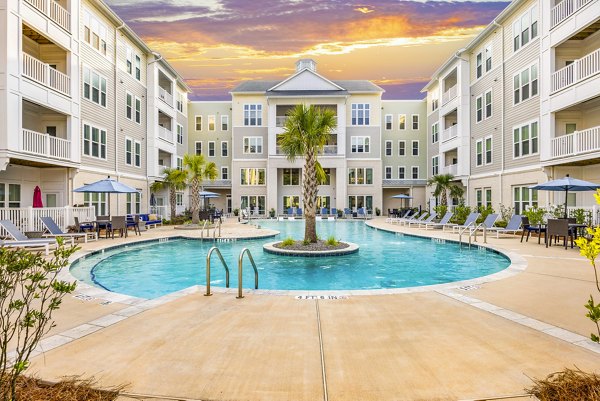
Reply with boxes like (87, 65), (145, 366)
(70, 221), (510, 299)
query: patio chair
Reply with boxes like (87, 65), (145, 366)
(343, 208), (351, 218)
(108, 216), (127, 239)
(0, 220), (57, 255)
(297, 208), (303, 217)
(400, 212), (428, 226)
(74, 216), (94, 233)
(450, 212), (481, 233)
(287, 207), (294, 216)
(520, 216), (546, 244)
(409, 212), (437, 227)
(423, 212), (454, 230)
(321, 207), (328, 216)
(395, 210), (421, 225)
(357, 207), (366, 219)
(331, 208), (337, 217)
(473, 214), (499, 234)
(487, 215), (523, 238)
(126, 215), (141, 236)
(40, 216), (97, 243)
(546, 218), (574, 249)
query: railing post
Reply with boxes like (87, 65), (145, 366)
(27, 206), (34, 231)
(64, 205), (71, 231)
(573, 130), (579, 155)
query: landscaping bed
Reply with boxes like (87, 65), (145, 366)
(273, 240), (349, 251)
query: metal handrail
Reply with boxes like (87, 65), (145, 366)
(458, 222), (474, 248)
(205, 246), (230, 296)
(213, 219), (221, 239)
(237, 248), (258, 299)
(200, 220), (208, 239)
(472, 223), (488, 244)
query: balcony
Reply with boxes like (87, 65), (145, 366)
(442, 125), (458, 142)
(24, 0), (71, 32)
(551, 125), (600, 159)
(157, 125), (174, 143)
(276, 115), (338, 128)
(275, 145), (338, 155)
(551, 0), (594, 29)
(21, 129), (71, 161)
(22, 53), (70, 96)
(158, 87), (173, 107)
(441, 85), (457, 106)
(443, 164), (458, 176)
(552, 48), (600, 93)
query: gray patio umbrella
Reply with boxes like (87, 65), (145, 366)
(74, 177), (139, 215)
(529, 175), (600, 218)
(391, 194), (413, 208)
(199, 190), (219, 209)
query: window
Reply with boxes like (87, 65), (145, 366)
(412, 115), (419, 130)
(476, 188), (482, 208)
(221, 115), (229, 131)
(398, 140), (406, 156)
(513, 186), (538, 215)
(126, 47), (132, 74)
(513, 120), (539, 158)
(176, 93), (185, 114)
(432, 99), (439, 111)
(348, 195), (373, 211)
(513, 6), (538, 52)
(385, 166), (392, 180)
(476, 95), (483, 123)
(398, 167), (405, 179)
(485, 45), (492, 73)
(241, 168), (266, 185)
(195, 141), (202, 155)
(126, 192), (141, 214)
(348, 168), (373, 185)
(208, 115), (215, 131)
(125, 138), (132, 165)
(398, 114), (406, 130)
(432, 156), (439, 176)
(208, 141), (215, 157)
(176, 157), (183, 171)
(476, 52), (482, 79)
(385, 114), (392, 130)
(514, 64), (538, 105)
(351, 136), (370, 153)
(84, 192), (107, 216)
(283, 196), (300, 209)
(221, 167), (229, 180)
(321, 168), (332, 186)
(240, 195), (266, 213)
(485, 136), (492, 165)
(411, 167), (419, 179)
(83, 67), (106, 107)
(476, 140), (483, 166)
(243, 137), (263, 154)
(0, 184), (21, 208)
(177, 124), (184, 144)
(244, 104), (262, 126)
(82, 10), (107, 55)
(83, 123), (107, 159)
(385, 140), (392, 156)
(566, 123), (577, 135)
(135, 97), (141, 123)
(176, 193), (184, 207)
(135, 55), (141, 81)
(431, 123), (439, 143)
(283, 168), (301, 186)
(195, 116), (202, 131)
(485, 188), (492, 208)
(412, 140), (419, 156)
(221, 141), (228, 157)
(485, 90), (492, 118)
(126, 92), (132, 120)
(351, 104), (370, 126)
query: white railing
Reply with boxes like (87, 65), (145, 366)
(157, 125), (174, 143)
(443, 164), (458, 176)
(275, 116), (288, 127)
(24, 0), (71, 32)
(441, 84), (457, 105)
(442, 125), (458, 142)
(22, 129), (71, 161)
(0, 206), (95, 234)
(275, 145), (338, 155)
(551, 0), (594, 29)
(551, 125), (600, 158)
(22, 53), (70, 96)
(158, 87), (173, 107)
(552, 48), (600, 93)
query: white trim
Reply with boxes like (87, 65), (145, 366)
(411, 166), (420, 180)
(398, 140), (406, 156)
(384, 166), (392, 180)
(384, 140), (392, 156)
(384, 114), (393, 130)
(267, 68), (344, 92)
(242, 136), (264, 154)
(208, 141), (216, 157)
(194, 115), (202, 131)
(221, 141), (229, 157)
(411, 140), (420, 157)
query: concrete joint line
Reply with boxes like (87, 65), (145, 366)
(315, 299), (329, 401)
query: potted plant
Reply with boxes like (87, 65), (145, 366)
(375, 207), (381, 217)
(269, 208), (276, 218)
(233, 208), (239, 217)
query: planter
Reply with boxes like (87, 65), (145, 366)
(263, 241), (359, 257)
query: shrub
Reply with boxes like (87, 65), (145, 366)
(434, 204), (448, 219)
(302, 239), (311, 246)
(281, 237), (295, 247)
(499, 203), (515, 222)
(451, 203), (471, 225)
(375, 207), (381, 216)
(572, 208), (593, 225)
(526, 367), (600, 401)
(476, 205), (494, 224)
(523, 205), (546, 225)
(548, 204), (565, 219)
(269, 208), (276, 218)
(233, 208), (239, 217)
(325, 236), (339, 246)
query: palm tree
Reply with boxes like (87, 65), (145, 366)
(279, 104), (337, 243)
(427, 174), (463, 206)
(150, 167), (187, 220)
(183, 153), (218, 225)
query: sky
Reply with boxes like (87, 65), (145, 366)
(105, 0), (510, 101)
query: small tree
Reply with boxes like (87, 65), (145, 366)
(150, 167), (187, 221)
(427, 174), (463, 207)
(0, 240), (77, 401)
(183, 154), (217, 225)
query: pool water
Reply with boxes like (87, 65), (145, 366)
(70, 221), (510, 299)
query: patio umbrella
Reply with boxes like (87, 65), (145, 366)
(529, 175), (600, 218)
(199, 190), (219, 209)
(391, 194), (413, 209)
(33, 186), (43, 208)
(74, 177), (139, 215)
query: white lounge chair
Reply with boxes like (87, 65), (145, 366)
(410, 212), (437, 227)
(0, 220), (57, 255)
(40, 216), (97, 243)
(423, 212), (454, 230)
(472, 213), (499, 234)
(487, 214), (523, 238)
(450, 212), (481, 233)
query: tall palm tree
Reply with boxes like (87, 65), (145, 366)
(150, 167), (187, 220)
(183, 153), (218, 224)
(279, 104), (337, 243)
(427, 173), (463, 206)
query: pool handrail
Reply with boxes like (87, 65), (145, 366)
(205, 246), (230, 296)
(237, 247), (258, 299)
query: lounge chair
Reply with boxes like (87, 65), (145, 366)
(287, 207), (294, 216)
(487, 214), (523, 238)
(388, 210), (411, 224)
(410, 212), (437, 227)
(0, 220), (57, 255)
(450, 212), (481, 233)
(400, 212), (428, 226)
(343, 208), (352, 218)
(40, 216), (97, 243)
(395, 210), (421, 225)
(357, 207), (366, 219)
(422, 212), (454, 230)
(321, 207), (328, 216)
(473, 213), (499, 234)
(297, 208), (303, 217)
(331, 208), (337, 217)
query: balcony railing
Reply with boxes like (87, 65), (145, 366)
(24, 0), (71, 32)
(158, 87), (173, 107)
(551, 125), (600, 158)
(275, 145), (338, 155)
(551, 48), (600, 93)
(442, 125), (458, 142)
(157, 125), (174, 143)
(22, 53), (70, 96)
(22, 129), (71, 161)
(551, 0), (594, 29)
(443, 164), (458, 176)
(441, 85), (457, 105)
(0, 206), (95, 234)
(276, 115), (338, 128)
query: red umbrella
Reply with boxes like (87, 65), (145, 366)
(33, 186), (43, 208)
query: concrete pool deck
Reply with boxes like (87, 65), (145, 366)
(21, 217), (600, 400)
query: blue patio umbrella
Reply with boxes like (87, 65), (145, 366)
(391, 194), (413, 208)
(198, 190), (219, 209)
(529, 175), (600, 218)
(74, 177), (139, 215)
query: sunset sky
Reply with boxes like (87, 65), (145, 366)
(105, 0), (510, 100)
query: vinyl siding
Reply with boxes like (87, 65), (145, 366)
(188, 102), (231, 170)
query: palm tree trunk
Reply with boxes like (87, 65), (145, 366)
(441, 189), (448, 206)
(169, 186), (177, 221)
(191, 178), (200, 225)
(303, 151), (318, 243)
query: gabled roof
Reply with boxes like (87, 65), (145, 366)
(268, 68), (345, 92)
(231, 78), (383, 95)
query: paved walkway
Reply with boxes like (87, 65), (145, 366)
(22, 217), (600, 400)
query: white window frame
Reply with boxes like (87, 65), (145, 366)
(398, 114), (406, 130)
(243, 137), (263, 154)
(176, 157), (183, 171)
(221, 166), (229, 180)
(411, 140), (419, 156)
(512, 6), (538, 53)
(431, 123), (439, 143)
(177, 124), (184, 145)
(351, 136), (370, 153)
(135, 55), (141, 81)
(485, 136), (493, 165)
(208, 115), (216, 131)
(351, 104), (370, 126)
(240, 168), (266, 186)
(384, 166), (392, 180)
(513, 120), (539, 159)
(432, 156), (439, 176)
(476, 139), (483, 167)
(134, 140), (141, 167)
(476, 51), (483, 79)
(513, 185), (538, 215)
(384, 114), (392, 130)
(221, 141), (229, 157)
(282, 168), (301, 186)
(208, 141), (215, 157)
(513, 63), (538, 105)
(83, 122), (107, 159)
(398, 140), (406, 156)
(347, 168), (373, 185)
(126, 47), (133, 75)
(411, 114), (419, 130)
(126, 192), (141, 215)
(485, 44), (492, 73)
(126, 92), (133, 120)
(125, 137), (133, 166)
(476, 95), (483, 123)
(195, 141), (202, 155)
(484, 89), (492, 119)
(83, 66), (107, 107)
(176, 192), (184, 207)
(411, 166), (419, 180)
(195, 115), (202, 131)
(385, 140), (392, 156)
(82, 9), (107, 56)
(398, 166), (405, 179)
(135, 96), (141, 124)
(243, 104), (262, 126)
(221, 115), (229, 131)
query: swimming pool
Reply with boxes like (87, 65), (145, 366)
(70, 221), (511, 299)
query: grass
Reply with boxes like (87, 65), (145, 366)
(281, 237), (295, 247)
(526, 368), (600, 401)
(325, 236), (339, 246)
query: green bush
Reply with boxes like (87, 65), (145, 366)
(451, 203), (471, 225)
(499, 203), (514, 222)
(571, 208), (592, 225)
(281, 237), (295, 247)
(434, 204), (448, 219)
(523, 206), (546, 225)
(325, 236), (339, 246)
(476, 205), (494, 224)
